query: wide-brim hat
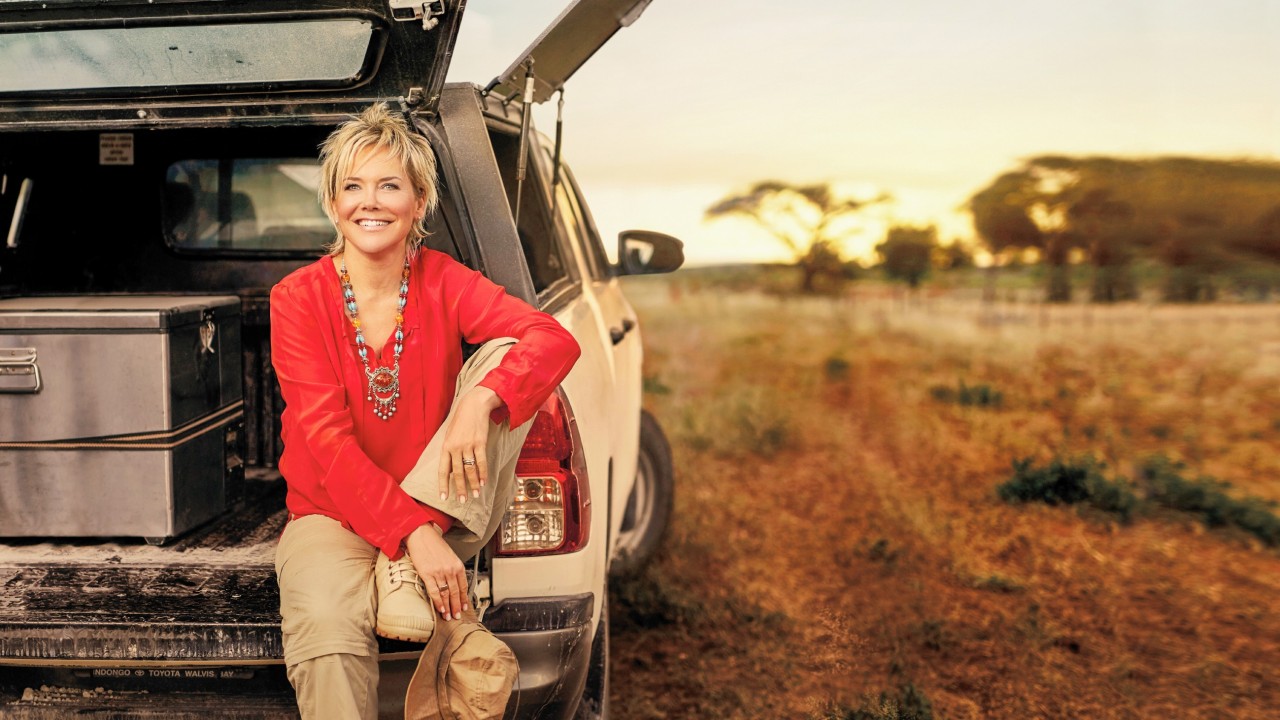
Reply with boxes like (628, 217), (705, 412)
(405, 607), (518, 720)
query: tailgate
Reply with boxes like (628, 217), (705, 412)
(0, 478), (286, 665)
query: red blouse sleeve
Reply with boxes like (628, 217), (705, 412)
(441, 261), (581, 428)
(270, 281), (431, 558)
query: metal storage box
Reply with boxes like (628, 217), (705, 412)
(0, 296), (244, 542)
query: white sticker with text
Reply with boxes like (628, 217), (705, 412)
(99, 134), (134, 166)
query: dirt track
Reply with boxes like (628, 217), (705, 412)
(608, 278), (1280, 719)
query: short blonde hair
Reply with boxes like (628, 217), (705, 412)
(318, 102), (439, 256)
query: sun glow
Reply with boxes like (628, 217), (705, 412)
(453, 1), (1280, 266)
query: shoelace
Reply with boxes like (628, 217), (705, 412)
(387, 557), (423, 590)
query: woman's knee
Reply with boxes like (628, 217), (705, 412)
(457, 338), (516, 386)
(284, 586), (371, 632)
(280, 578), (376, 652)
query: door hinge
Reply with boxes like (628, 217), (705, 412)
(388, 0), (445, 31)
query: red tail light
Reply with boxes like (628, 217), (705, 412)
(495, 390), (591, 556)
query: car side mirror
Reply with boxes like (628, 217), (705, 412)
(617, 230), (684, 276)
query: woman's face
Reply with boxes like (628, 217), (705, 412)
(333, 145), (426, 262)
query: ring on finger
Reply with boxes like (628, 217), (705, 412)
(438, 582), (449, 591)
(461, 457), (477, 466)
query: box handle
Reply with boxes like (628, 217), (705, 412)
(0, 347), (41, 393)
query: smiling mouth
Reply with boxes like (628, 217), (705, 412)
(357, 220), (391, 229)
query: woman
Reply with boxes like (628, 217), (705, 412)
(270, 103), (580, 718)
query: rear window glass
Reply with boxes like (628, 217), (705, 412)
(165, 159), (331, 253)
(0, 19), (373, 94)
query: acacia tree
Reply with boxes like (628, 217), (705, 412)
(705, 181), (888, 292)
(876, 224), (937, 288)
(967, 170), (1079, 302)
(1062, 187), (1140, 302)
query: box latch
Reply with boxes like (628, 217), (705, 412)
(200, 310), (217, 355)
(0, 347), (41, 393)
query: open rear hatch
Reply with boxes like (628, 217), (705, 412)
(0, 0), (465, 130)
(485, 0), (653, 103)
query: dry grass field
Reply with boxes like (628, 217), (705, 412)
(607, 273), (1280, 720)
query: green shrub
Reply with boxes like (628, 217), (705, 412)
(958, 381), (1004, 408)
(999, 457), (1096, 505)
(1085, 472), (1140, 519)
(930, 380), (1003, 408)
(998, 457), (1137, 520)
(999, 453), (1280, 545)
(825, 355), (852, 381)
(1140, 455), (1280, 546)
(866, 537), (900, 564)
(927, 385), (956, 403)
(1141, 455), (1226, 515)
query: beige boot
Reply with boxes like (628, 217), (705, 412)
(375, 552), (436, 643)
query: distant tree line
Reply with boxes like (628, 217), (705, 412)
(706, 157), (1280, 299)
(968, 155), (1280, 302)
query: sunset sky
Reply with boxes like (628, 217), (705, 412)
(447, 1), (1280, 266)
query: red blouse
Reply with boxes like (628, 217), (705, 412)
(269, 250), (581, 558)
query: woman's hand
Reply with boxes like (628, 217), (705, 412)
(437, 385), (503, 503)
(405, 523), (468, 621)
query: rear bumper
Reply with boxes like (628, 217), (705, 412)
(380, 593), (595, 720)
(495, 592), (595, 718)
(0, 593), (595, 720)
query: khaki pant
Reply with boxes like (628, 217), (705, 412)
(275, 339), (534, 719)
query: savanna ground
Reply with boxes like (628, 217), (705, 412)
(606, 269), (1280, 720)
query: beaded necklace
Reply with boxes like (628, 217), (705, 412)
(339, 258), (410, 421)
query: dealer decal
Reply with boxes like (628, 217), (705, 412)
(90, 667), (253, 679)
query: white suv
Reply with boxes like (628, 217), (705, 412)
(0, 1), (678, 717)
